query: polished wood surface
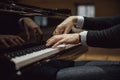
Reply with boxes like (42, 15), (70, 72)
(55, 46), (120, 61)
(75, 47), (120, 61)
(54, 45), (88, 60)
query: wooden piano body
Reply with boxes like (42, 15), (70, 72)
(1, 2), (120, 80)
(0, 2), (87, 80)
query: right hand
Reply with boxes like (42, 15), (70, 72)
(53, 16), (77, 35)
(46, 33), (80, 48)
(0, 35), (25, 48)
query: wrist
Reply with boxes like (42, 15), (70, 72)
(74, 33), (81, 43)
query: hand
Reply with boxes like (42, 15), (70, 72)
(0, 35), (25, 48)
(46, 33), (80, 48)
(53, 16), (77, 35)
(22, 17), (43, 42)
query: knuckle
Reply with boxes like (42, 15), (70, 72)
(57, 25), (62, 29)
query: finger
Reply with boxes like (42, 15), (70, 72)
(64, 26), (71, 34)
(1, 39), (10, 48)
(14, 39), (22, 45)
(53, 30), (60, 35)
(54, 25), (64, 35)
(46, 37), (56, 46)
(53, 29), (64, 35)
(25, 27), (30, 40)
(17, 36), (25, 43)
(53, 30), (56, 35)
(54, 27), (60, 35)
(53, 31), (58, 35)
(14, 36), (25, 45)
(46, 35), (55, 43)
(46, 36), (62, 47)
(9, 39), (18, 46)
(46, 35), (59, 43)
(11, 36), (25, 46)
(52, 39), (66, 48)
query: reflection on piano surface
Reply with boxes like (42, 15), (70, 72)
(0, 2), (71, 17)
(0, 2), (85, 80)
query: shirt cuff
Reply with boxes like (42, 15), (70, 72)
(79, 31), (88, 46)
(76, 16), (84, 29)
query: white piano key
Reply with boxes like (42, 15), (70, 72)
(11, 44), (79, 70)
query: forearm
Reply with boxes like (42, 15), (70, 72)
(78, 16), (120, 48)
(86, 24), (120, 48)
(83, 16), (120, 30)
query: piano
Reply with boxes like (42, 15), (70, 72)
(0, 2), (83, 80)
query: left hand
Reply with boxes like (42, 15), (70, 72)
(22, 17), (43, 42)
(53, 16), (77, 35)
(46, 33), (80, 48)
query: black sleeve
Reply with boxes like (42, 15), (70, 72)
(87, 24), (120, 48)
(83, 16), (120, 30)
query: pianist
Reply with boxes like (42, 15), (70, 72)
(23, 16), (120, 80)
(47, 16), (120, 48)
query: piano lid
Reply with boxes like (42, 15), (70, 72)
(0, 2), (72, 53)
(0, 2), (72, 17)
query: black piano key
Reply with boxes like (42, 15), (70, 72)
(16, 51), (23, 56)
(5, 44), (49, 59)
(9, 52), (17, 58)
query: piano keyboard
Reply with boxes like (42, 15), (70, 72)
(8, 44), (79, 70)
